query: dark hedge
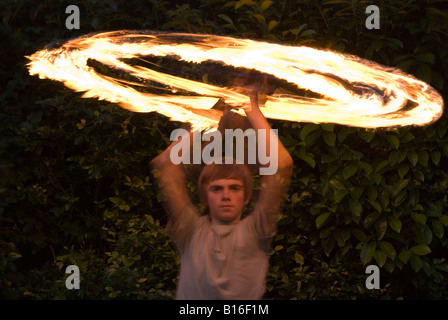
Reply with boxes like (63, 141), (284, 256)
(1, 0), (447, 299)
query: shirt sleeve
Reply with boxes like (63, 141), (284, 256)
(165, 203), (201, 254)
(246, 206), (278, 253)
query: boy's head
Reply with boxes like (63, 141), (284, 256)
(198, 162), (253, 223)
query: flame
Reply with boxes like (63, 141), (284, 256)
(27, 30), (443, 130)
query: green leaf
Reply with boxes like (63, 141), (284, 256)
(407, 150), (418, 166)
(218, 14), (234, 25)
(417, 64), (432, 83)
(333, 188), (349, 203)
(335, 228), (351, 247)
(299, 123), (319, 140)
(296, 152), (316, 168)
(320, 123), (334, 132)
(410, 244), (431, 256)
(418, 150), (429, 167)
(223, 1), (237, 8)
(375, 160), (389, 173)
(351, 228), (367, 242)
(310, 203), (326, 215)
(8, 252), (22, 260)
(430, 150), (441, 165)
(360, 242), (376, 264)
(91, 17), (99, 30)
(322, 154), (336, 164)
(349, 199), (362, 218)
(393, 179), (409, 197)
(334, 229), (345, 246)
(385, 37), (403, 49)
(329, 178), (346, 192)
(359, 130), (375, 143)
(319, 227), (333, 239)
(322, 236), (335, 256)
(393, 190), (407, 207)
(410, 254), (423, 272)
(367, 186), (378, 201)
(359, 161), (373, 176)
(351, 187), (364, 201)
(323, 131), (336, 146)
(367, 199), (382, 213)
(374, 250), (387, 267)
(424, 224), (433, 245)
(260, 0), (274, 11)
(253, 13), (266, 23)
(400, 131), (414, 143)
(274, 245), (284, 251)
(398, 164), (409, 179)
(104, 210), (116, 220)
(294, 253), (304, 265)
(363, 212), (380, 228)
(416, 53), (435, 64)
(397, 58), (417, 72)
(235, 0), (256, 10)
(371, 39), (383, 52)
(440, 215), (448, 227)
(375, 216), (387, 240)
(268, 20), (278, 31)
(412, 213), (427, 226)
(432, 219), (444, 239)
(123, 256), (134, 267)
(304, 131), (320, 146)
(343, 164), (358, 180)
(379, 241), (396, 259)
(316, 212), (330, 229)
(387, 216), (402, 233)
(398, 250), (412, 263)
(386, 135), (400, 149)
(300, 29), (316, 37)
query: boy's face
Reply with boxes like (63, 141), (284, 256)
(206, 179), (248, 224)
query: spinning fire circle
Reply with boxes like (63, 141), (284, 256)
(27, 30), (443, 130)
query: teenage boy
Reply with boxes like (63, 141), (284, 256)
(150, 90), (293, 299)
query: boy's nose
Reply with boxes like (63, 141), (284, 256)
(222, 188), (230, 199)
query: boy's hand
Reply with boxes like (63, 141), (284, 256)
(250, 89), (259, 111)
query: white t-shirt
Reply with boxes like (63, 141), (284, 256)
(166, 204), (276, 300)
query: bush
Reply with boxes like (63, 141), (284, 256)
(1, 0), (447, 299)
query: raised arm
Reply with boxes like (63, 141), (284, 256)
(150, 128), (195, 222)
(244, 90), (294, 235)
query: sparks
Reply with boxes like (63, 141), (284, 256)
(27, 30), (443, 130)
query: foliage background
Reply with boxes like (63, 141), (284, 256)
(1, 0), (447, 299)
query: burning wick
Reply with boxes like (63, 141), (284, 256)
(26, 30), (443, 130)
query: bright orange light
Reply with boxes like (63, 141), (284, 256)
(27, 30), (443, 130)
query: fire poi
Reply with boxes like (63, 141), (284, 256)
(26, 30), (444, 131)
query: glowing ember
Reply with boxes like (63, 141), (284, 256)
(27, 30), (443, 130)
